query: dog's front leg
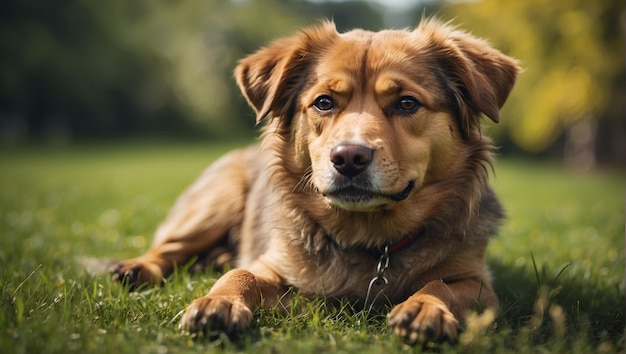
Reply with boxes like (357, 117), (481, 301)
(388, 277), (496, 344)
(180, 261), (285, 335)
(111, 147), (257, 289)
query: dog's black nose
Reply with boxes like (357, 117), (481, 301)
(330, 144), (373, 178)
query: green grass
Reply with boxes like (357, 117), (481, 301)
(1, 141), (624, 353)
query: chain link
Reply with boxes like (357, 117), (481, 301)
(363, 245), (390, 309)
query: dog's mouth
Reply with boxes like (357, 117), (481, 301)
(389, 180), (415, 201)
(317, 180), (415, 210)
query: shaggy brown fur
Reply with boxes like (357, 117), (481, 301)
(112, 18), (521, 344)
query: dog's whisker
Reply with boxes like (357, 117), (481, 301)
(292, 165), (314, 194)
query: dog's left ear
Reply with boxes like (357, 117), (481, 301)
(235, 21), (339, 124)
(448, 29), (522, 124)
(420, 19), (522, 130)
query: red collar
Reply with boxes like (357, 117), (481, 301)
(372, 227), (423, 258)
(385, 227), (423, 255)
(327, 227), (423, 258)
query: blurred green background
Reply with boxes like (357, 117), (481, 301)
(0, 2), (624, 351)
(0, 0), (624, 169)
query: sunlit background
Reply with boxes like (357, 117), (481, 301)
(1, 0), (624, 170)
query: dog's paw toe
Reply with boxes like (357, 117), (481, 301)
(180, 295), (253, 336)
(110, 262), (137, 283)
(388, 294), (458, 344)
(110, 259), (163, 290)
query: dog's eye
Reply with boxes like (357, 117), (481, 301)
(313, 95), (335, 112)
(395, 96), (420, 113)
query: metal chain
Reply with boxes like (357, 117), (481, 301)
(363, 245), (390, 309)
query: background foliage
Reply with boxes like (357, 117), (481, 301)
(1, 0), (623, 166)
(444, 0), (625, 167)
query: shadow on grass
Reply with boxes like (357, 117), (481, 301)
(489, 258), (624, 343)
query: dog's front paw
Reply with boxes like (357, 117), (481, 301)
(180, 295), (253, 335)
(110, 257), (164, 290)
(388, 294), (459, 344)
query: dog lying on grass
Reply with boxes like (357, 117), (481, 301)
(112, 18), (520, 344)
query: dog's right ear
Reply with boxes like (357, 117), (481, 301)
(235, 21), (338, 124)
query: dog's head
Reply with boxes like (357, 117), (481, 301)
(236, 19), (521, 212)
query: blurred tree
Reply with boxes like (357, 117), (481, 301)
(443, 0), (625, 167)
(0, 0), (392, 143)
(0, 0), (310, 141)
(296, 0), (386, 31)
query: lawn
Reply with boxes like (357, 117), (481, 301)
(0, 141), (624, 353)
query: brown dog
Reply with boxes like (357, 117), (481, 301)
(112, 18), (520, 344)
